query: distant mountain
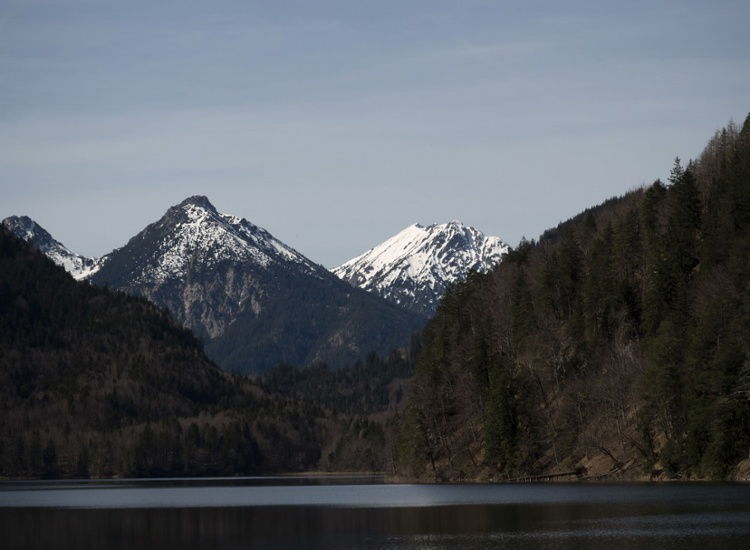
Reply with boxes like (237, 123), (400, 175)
(86, 196), (425, 372)
(1, 215), (100, 280)
(333, 221), (508, 316)
(89, 195), (322, 340)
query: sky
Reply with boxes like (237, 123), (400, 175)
(1, 1), (749, 267)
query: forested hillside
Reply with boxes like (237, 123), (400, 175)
(0, 226), (258, 477)
(398, 116), (750, 481)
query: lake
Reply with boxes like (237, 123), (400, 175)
(1, 476), (749, 549)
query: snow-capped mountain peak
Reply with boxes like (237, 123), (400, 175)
(1, 215), (100, 280)
(333, 220), (508, 316)
(118, 195), (322, 286)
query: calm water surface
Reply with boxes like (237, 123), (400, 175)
(1, 475), (749, 549)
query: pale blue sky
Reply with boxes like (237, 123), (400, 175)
(2, 1), (749, 266)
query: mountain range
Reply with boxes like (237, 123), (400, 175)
(2, 113), (749, 483)
(2, 198), (506, 372)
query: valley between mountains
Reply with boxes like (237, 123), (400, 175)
(2, 114), (750, 482)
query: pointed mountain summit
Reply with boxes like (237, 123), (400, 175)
(93, 194), (321, 293)
(333, 221), (509, 316)
(89, 196), (425, 373)
(1, 215), (100, 280)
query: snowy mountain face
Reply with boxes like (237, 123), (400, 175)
(333, 221), (509, 316)
(90, 195), (330, 341)
(97, 195), (323, 289)
(88, 196), (424, 373)
(1, 215), (101, 280)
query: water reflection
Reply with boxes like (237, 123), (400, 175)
(2, 479), (750, 550)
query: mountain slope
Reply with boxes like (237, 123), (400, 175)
(334, 221), (508, 316)
(398, 116), (750, 482)
(89, 196), (425, 373)
(0, 225), (260, 477)
(1, 215), (100, 280)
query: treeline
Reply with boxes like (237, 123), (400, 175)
(3, 421), (261, 479)
(259, 348), (415, 416)
(398, 115), (750, 481)
(256, 350), (415, 471)
(0, 229), (414, 478)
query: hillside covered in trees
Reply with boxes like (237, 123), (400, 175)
(397, 116), (750, 481)
(0, 228), (409, 478)
(0, 226), (265, 478)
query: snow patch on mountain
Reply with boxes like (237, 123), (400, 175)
(333, 221), (508, 316)
(1, 215), (101, 280)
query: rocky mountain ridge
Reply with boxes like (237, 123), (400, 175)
(1, 215), (101, 280)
